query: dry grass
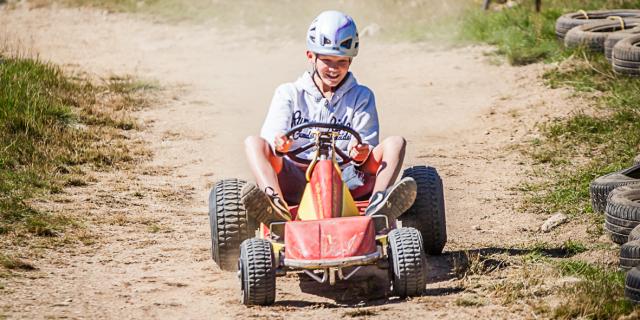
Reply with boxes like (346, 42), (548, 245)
(0, 49), (156, 251)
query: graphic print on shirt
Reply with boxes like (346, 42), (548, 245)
(290, 110), (353, 141)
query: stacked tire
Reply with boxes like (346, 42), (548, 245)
(605, 26), (640, 61)
(612, 34), (640, 76)
(606, 183), (640, 303)
(605, 184), (640, 244)
(589, 163), (640, 215)
(556, 10), (640, 40)
(565, 19), (640, 52)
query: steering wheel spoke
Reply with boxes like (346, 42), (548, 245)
(282, 122), (363, 166)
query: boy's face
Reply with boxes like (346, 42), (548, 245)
(307, 51), (351, 89)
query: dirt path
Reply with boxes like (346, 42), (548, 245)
(1, 4), (577, 319)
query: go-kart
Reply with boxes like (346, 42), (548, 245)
(208, 123), (447, 306)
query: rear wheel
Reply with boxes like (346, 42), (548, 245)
(239, 238), (276, 306)
(209, 179), (257, 271)
(400, 166), (447, 255)
(388, 227), (427, 298)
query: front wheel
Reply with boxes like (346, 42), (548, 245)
(388, 227), (427, 298)
(239, 238), (276, 306)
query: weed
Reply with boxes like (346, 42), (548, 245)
(562, 239), (587, 255)
(342, 308), (377, 318)
(452, 251), (509, 279)
(0, 51), (152, 239)
(0, 254), (36, 271)
(459, 0), (640, 65)
(455, 295), (487, 307)
(490, 263), (552, 306)
(554, 260), (638, 319)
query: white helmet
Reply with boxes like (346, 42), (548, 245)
(306, 11), (359, 58)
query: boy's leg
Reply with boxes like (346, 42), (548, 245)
(244, 135), (284, 196)
(242, 136), (292, 224)
(359, 136), (407, 193)
(359, 136), (417, 218)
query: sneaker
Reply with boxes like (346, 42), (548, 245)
(365, 177), (417, 220)
(240, 183), (291, 226)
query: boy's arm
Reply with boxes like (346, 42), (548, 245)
(260, 84), (294, 151)
(350, 89), (379, 164)
(352, 89), (379, 147)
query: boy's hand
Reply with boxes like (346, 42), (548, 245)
(274, 133), (292, 154)
(348, 141), (371, 163)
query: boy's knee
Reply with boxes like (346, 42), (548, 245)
(244, 136), (270, 153)
(384, 136), (406, 152)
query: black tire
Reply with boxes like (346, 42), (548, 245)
(589, 164), (640, 214)
(612, 57), (640, 68)
(630, 225), (640, 242)
(626, 267), (640, 303)
(556, 10), (640, 40)
(605, 223), (630, 245)
(606, 185), (640, 221)
(621, 240), (640, 270)
(613, 63), (640, 76)
(388, 227), (427, 298)
(606, 27), (640, 60)
(564, 19), (640, 52)
(606, 212), (640, 228)
(239, 238), (276, 306)
(209, 179), (257, 271)
(605, 221), (634, 235)
(400, 166), (447, 255)
(613, 34), (640, 62)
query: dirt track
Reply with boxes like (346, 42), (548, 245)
(0, 3), (582, 319)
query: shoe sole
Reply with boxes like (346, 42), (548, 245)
(370, 178), (418, 220)
(241, 183), (289, 225)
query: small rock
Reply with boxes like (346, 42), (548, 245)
(361, 23), (382, 37)
(555, 276), (581, 287)
(540, 213), (568, 233)
(472, 225), (481, 231)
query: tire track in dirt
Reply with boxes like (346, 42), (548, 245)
(1, 4), (576, 319)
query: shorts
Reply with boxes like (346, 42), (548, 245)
(277, 157), (375, 205)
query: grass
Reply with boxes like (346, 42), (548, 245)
(461, 1), (640, 219)
(459, 0), (640, 65)
(0, 51), (152, 241)
(460, 1), (640, 317)
(554, 260), (634, 319)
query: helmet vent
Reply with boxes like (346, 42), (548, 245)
(340, 38), (352, 49)
(323, 37), (332, 45)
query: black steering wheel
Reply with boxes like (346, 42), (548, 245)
(277, 122), (363, 166)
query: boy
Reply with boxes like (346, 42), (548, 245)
(241, 10), (416, 225)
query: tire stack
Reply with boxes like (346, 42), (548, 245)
(616, 187), (640, 303)
(555, 10), (640, 40)
(612, 34), (640, 76)
(590, 162), (640, 303)
(589, 163), (640, 215)
(604, 184), (640, 244)
(565, 19), (640, 52)
(605, 26), (640, 61)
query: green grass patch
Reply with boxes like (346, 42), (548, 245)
(0, 53), (151, 239)
(460, 1), (640, 217)
(524, 53), (640, 216)
(554, 260), (637, 319)
(459, 0), (640, 65)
